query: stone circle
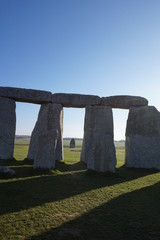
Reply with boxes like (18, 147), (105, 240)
(1, 86), (160, 172)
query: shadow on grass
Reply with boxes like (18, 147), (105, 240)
(0, 158), (33, 167)
(27, 181), (160, 240)
(56, 161), (86, 172)
(0, 159), (86, 179)
(0, 159), (158, 216)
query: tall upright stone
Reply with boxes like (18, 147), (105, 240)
(56, 108), (63, 161)
(125, 106), (160, 170)
(81, 106), (116, 172)
(0, 97), (16, 160)
(27, 103), (63, 168)
(70, 138), (75, 148)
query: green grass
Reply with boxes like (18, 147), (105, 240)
(0, 142), (160, 240)
(14, 138), (31, 145)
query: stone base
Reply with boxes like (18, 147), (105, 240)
(87, 134), (116, 172)
(0, 139), (15, 160)
(34, 130), (57, 169)
(126, 135), (160, 170)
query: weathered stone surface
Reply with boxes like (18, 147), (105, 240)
(34, 130), (57, 169)
(0, 87), (52, 104)
(81, 106), (116, 172)
(0, 165), (15, 175)
(126, 135), (160, 169)
(27, 103), (63, 164)
(55, 108), (63, 161)
(125, 106), (160, 170)
(70, 138), (75, 148)
(101, 95), (148, 109)
(126, 106), (160, 137)
(0, 97), (16, 160)
(52, 93), (100, 108)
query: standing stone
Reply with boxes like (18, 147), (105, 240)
(70, 138), (75, 148)
(34, 130), (58, 169)
(56, 108), (63, 161)
(27, 103), (63, 168)
(81, 106), (116, 172)
(0, 97), (16, 160)
(125, 106), (160, 170)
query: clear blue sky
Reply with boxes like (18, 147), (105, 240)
(0, 0), (160, 139)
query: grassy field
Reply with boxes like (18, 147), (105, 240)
(14, 138), (125, 148)
(0, 141), (160, 240)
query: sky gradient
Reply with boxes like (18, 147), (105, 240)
(0, 0), (160, 139)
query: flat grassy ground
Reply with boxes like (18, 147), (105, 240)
(0, 141), (160, 240)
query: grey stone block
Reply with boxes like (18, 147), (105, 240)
(28, 103), (63, 165)
(125, 106), (160, 170)
(81, 105), (116, 172)
(0, 97), (16, 160)
(126, 135), (160, 169)
(101, 95), (148, 109)
(126, 106), (160, 137)
(52, 93), (100, 108)
(34, 130), (58, 169)
(0, 87), (52, 104)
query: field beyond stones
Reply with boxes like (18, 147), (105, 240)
(0, 139), (160, 240)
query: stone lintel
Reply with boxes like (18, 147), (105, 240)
(52, 93), (101, 108)
(101, 95), (148, 109)
(0, 87), (150, 110)
(0, 87), (52, 104)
